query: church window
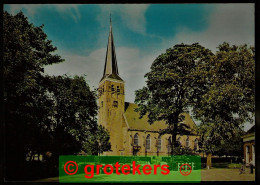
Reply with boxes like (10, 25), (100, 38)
(194, 138), (198, 151)
(134, 133), (139, 146)
(157, 135), (162, 151)
(177, 137), (181, 146)
(117, 86), (120, 92)
(111, 85), (115, 91)
(145, 135), (151, 151)
(113, 101), (118, 107)
(186, 137), (190, 148)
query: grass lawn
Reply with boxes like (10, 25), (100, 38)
(36, 168), (255, 182)
(59, 169), (201, 183)
(36, 162), (254, 182)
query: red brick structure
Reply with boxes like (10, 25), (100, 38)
(241, 125), (255, 167)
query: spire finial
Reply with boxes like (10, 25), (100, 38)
(109, 13), (112, 33)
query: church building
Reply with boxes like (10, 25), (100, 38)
(98, 19), (200, 156)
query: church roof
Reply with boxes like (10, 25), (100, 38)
(124, 102), (198, 135)
(100, 17), (123, 83)
(246, 125), (255, 134)
(101, 73), (123, 82)
(242, 125), (255, 139)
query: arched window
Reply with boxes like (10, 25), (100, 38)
(194, 138), (198, 151)
(134, 133), (139, 146)
(186, 137), (190, 148)
(157, 135), (162, 151)
(113, 101), (118, 107)
(146, 135), (151, 151)
(168, 136), (172, 153)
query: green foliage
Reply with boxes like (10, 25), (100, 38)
(228, 163), (242, 169)
(135, 43), (213, 153)
(171, 145), (194, 155)
(4, 11), (64, 180)
(193, 43), (254, 126)
(198, 123), (244, 156)
(3, 11), (111, 180)
(135, 42), (254, 156)
(214, 137), (243, 157)
(83, 125), (111, 155)
(193, 43), (255, 153)
(45, 75), (98, 156)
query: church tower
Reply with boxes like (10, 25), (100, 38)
(98, 17), (125, 156)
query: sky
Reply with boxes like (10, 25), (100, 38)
(4, 4), (255, 130)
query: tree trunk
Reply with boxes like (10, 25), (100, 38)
(170, 118), (178, 155)
(206, 153), (212, 169)
(171, 129), (177, 155)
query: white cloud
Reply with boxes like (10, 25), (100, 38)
(162, 4), (254, 52)
(116, 47), (157, 102)
(44, 47), (157, 103)
(6, 4), (81, 22)
(53, 4), (81, 22)
(97, 4), (149, 34)
(7, 4), (43, 16)
(44, 48), (105, 89)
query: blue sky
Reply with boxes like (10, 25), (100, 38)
(4, 4), (255, 130)
(4, 4), (214, 55)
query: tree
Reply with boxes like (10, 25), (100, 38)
(197, 123), (244, 157)
(135, 43), (213, 154)
(45, 75), (98, 158)
(83, 125), (111, 156)
(4, 11), (63, 180)
(3, 11), (109, 180)
(193, 43), (255, 144)
(213, 128), (244, 157)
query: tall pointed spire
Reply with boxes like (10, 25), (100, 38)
(100, 15), (123, 82)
